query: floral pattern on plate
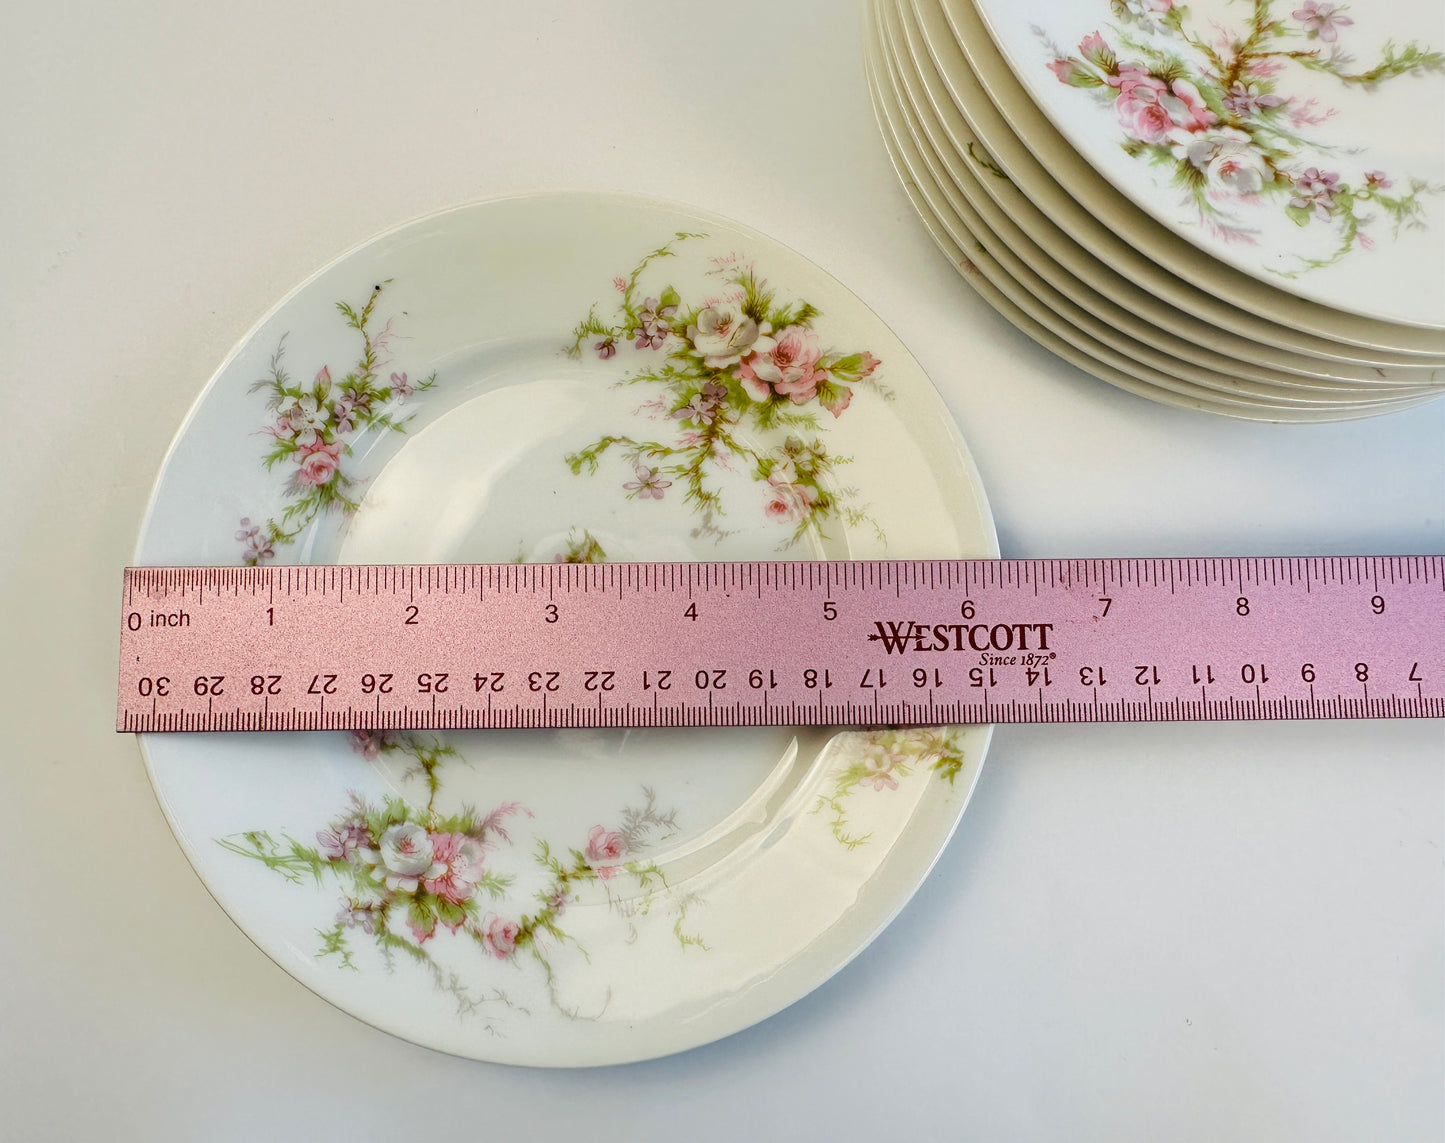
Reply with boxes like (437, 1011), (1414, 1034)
(1042, 0), (1443, 274)
(813, 727), (969, 849)
(220, 723), (973, 1022)
(212, 245), (973, 1025)
(222, 731), (703, 1021)
(237, 283), (435, 564)
(567, 233), (888, 546)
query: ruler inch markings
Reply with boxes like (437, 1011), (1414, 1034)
(117, 556), (1445, 732)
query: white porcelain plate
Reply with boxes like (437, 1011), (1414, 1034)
(970, 0), (1445, 329)
(135, 193), (997, 1066)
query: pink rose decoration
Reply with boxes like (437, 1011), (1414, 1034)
(1112, 70), (1216, 144)
(295, 440), (342, 486)
(586, 825), (628, 863)
(586, 825), (628, 879)
(764, 479), (818, 524)
(1111, 71), (1175, 143)
(481, 913), (520, 959)
(1104, 64), (1154, 92)
(423, 833), (488, 906)
(738, 325), (824, 404)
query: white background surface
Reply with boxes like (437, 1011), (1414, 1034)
(2, 2), (1441, 1139)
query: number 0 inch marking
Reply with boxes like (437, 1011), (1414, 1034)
(116, 557), (1445, 733)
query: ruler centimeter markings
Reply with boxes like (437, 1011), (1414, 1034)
(116, 557), (1445, 733)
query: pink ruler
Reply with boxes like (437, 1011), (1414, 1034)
(116, 557), (1445, 732)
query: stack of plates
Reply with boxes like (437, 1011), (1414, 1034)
(864, 0), (1445, 419)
